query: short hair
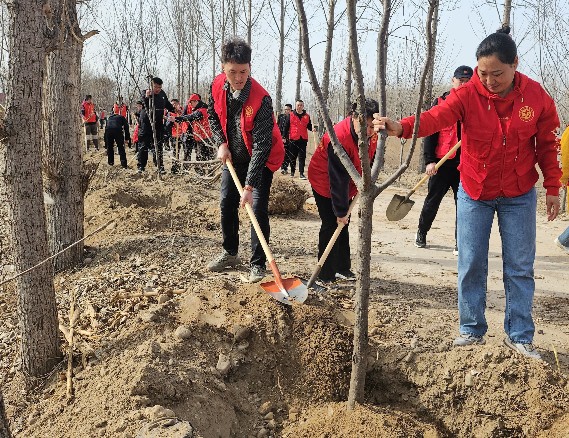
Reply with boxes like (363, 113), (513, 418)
(284, 104), (292, 109)
(221, 38), (252, 64)
(171, 99), (179, 104)
(152, 77), (164, 86)
(296, 100), (304, 104)
(475, 26), (517, 64)
(85, 94), (92, 101)
(136, 100), (143, 105)
(351, 98), (379, 119)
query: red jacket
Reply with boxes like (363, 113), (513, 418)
(289, 111), (310, 140)
(400, 70), (561, 199)
(308, 117), (378, 200)
(192, 107), (213, 142)
(211, 73), (284, 172)
(434, 97), (459, 160)
(82, 101), (96, 123)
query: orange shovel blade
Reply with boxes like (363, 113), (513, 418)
(260, 277), (308, 305)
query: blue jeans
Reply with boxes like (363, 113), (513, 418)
(457, 184), (536, 343)
(558, 226), (569, 247)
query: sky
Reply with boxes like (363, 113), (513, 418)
(81, 1), (540, 107)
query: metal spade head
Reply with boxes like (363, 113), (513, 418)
(386, 194), (415, 221)
(260, 277), (308, 305)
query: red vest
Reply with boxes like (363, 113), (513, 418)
(289, 111), (310, 140)
(132, 124), (139, 143)
(308, 117), (378, 199)
(113, 103), (128, 118)
(434, 97), (459, 159)
(192, 107), (213, 142)
(211, 73), (284, 172)
(82, 101), (96, 123)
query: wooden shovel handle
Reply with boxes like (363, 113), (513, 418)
(225, 161), (285, 287)
(407, 140), (461, 197)
(306, 194), (359, 288)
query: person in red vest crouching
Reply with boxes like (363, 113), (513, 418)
(206, 37), (284, 283)
(308, 98), (379, 284)
(286, 99), (313, 179)
(414, 65), (473, 254)
(174, 93), (214, 161)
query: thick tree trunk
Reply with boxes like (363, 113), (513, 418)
(0, 391), (10, 438)
(3, 0), (61, 378)
(0, 393), (9, 438)
(347, 190), (373, 407)
(43, 27), (84, 271)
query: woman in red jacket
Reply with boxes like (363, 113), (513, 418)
(308, 98), (378, 283)
(373, 27), (562, 360)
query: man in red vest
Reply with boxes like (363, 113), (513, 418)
(206, 37), (284, 283)
(81, 94), (100, 151)
(287, 99), (313, 179)
(415, 65), (473, 253)
(113, 96), (129, 120)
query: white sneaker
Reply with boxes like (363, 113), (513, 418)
(453, 334), (485, 346)
(554, 238), (569, 254)
(503, 337), (542, 360)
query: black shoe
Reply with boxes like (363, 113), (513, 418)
(415, 230), (426, 248)
(159, 167), (166, 175)
(281, 169), (288, 175)
(299, 174), (306, 180)
(121, 163), (128, 169)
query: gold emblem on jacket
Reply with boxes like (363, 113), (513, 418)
(245, 105), (254, 118)
(519, 106), (534, 122)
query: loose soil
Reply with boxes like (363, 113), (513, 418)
(1, 136), (568, 438)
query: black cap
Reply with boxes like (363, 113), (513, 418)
(454, 65), (473, 79)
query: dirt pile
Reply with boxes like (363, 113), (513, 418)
(269, 177), (309, 215)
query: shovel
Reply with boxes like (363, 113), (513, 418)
(305, 194), (359, 289)
(226, 160), (308, 305)
(386, 140), (461, 221)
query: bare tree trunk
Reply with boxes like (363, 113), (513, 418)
(3, 0), (61, 378)
(247, 0), (252, 44)
(502, 0), (512, 28)
(418, 1), (438, 173)
(295, 26), (302, 101)
(211, 1), (216, 79)
(274, 0), (285, 111)
(319, 0), (337, 136)
(374, 0), (391, 171)
(43, 1), (85, 271)
(0, 391), (10, 438)
(343, 51), (352, 116)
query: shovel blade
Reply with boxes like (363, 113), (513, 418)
(386, 194), (415, 221)
(260, 277), (309, 305)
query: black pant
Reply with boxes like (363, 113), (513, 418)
(138, 123), (165, 171)
(288, 138), (307, 175)
(220, 163), (273, 268)
(313, 189), (351, 281)
(281, 139), (291, 170)
(104, 128), (127, 167)
(417, 163), (460, 242)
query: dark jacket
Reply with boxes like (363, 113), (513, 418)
(139, 89), (174, 138)
(105, 114), (130, 140)
(277, 113), (290, 139)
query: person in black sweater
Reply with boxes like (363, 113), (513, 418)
(104, 107), (131, 168)
(137, 77), (175, 174)
(415, 65), (473, 254)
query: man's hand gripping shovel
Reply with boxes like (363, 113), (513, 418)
(226, 160), (308, 305)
